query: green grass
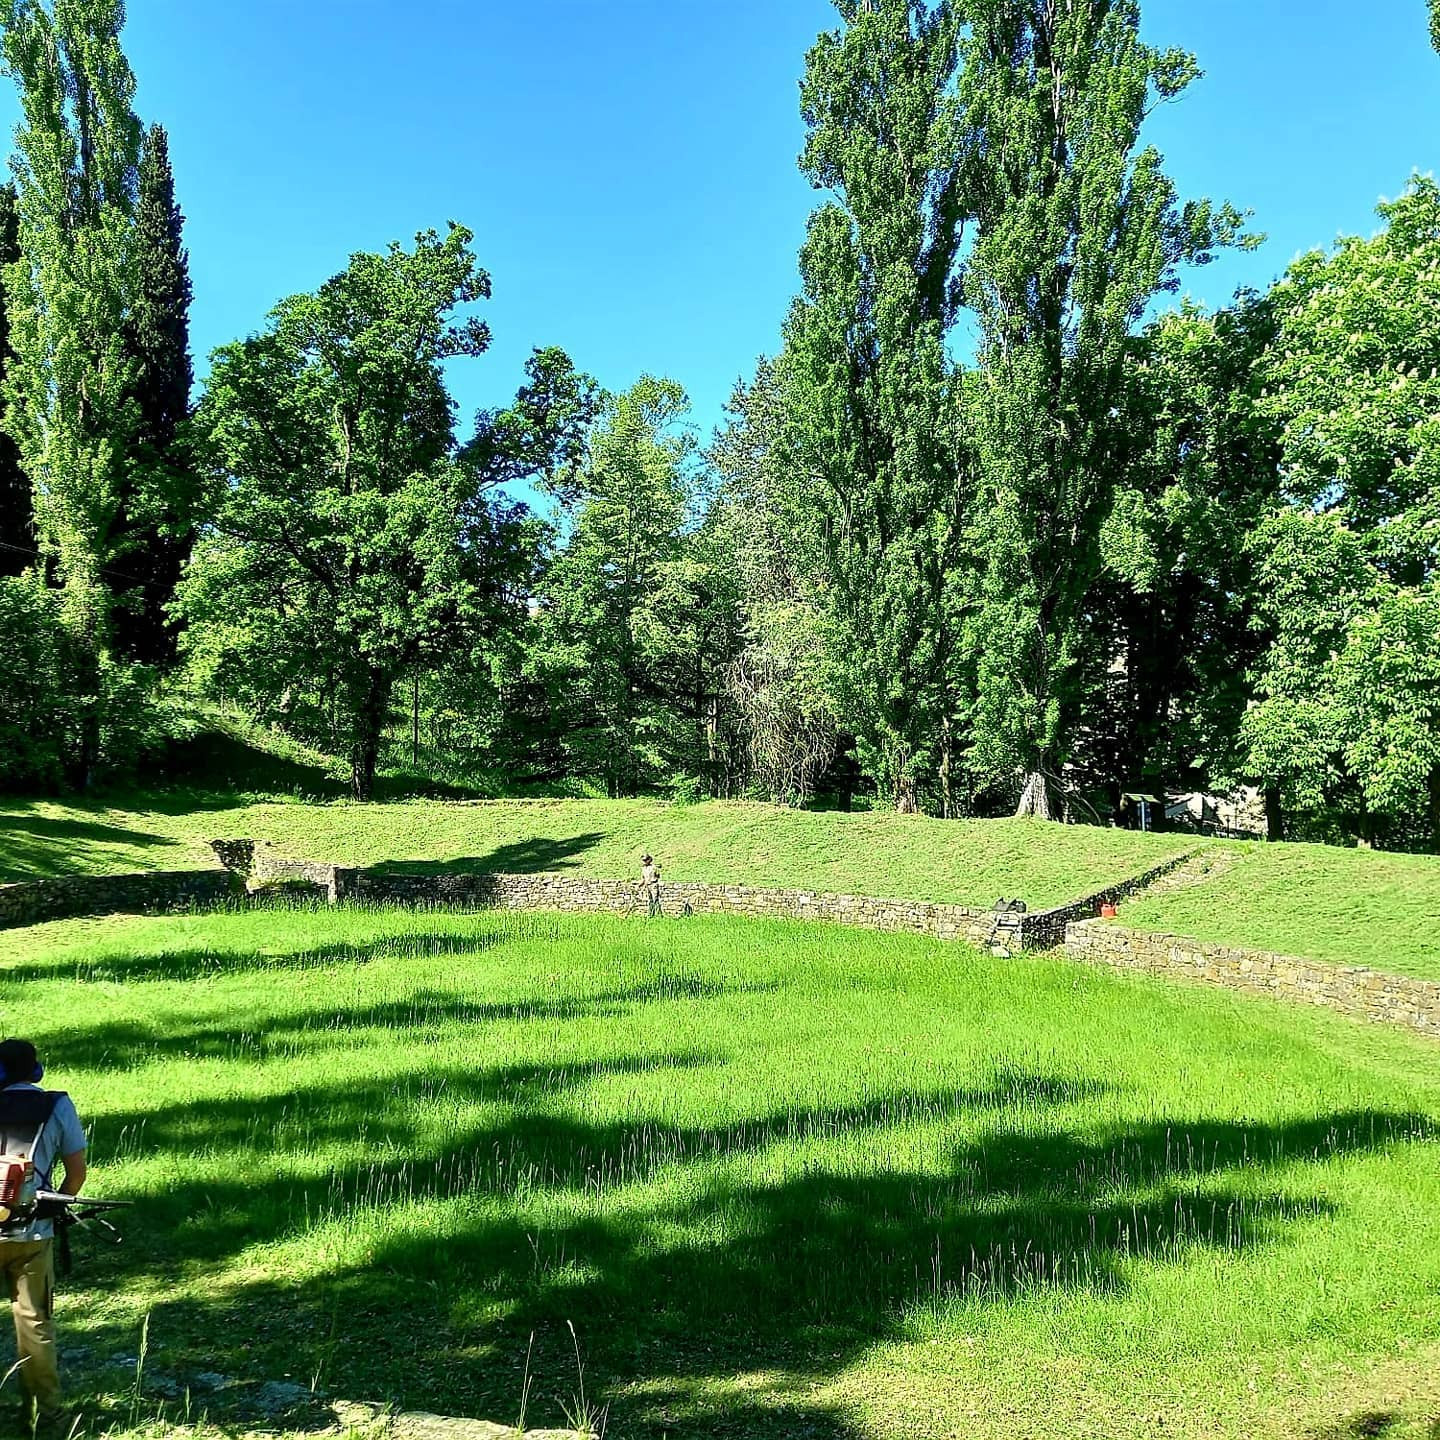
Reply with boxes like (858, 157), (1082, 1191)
(0, 795), (1191, 910)
(1121, 842), (1440, 984)
(6, 904), (1438, 1439)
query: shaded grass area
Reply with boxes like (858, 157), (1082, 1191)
(1121, 842), (1440, 984)
(5, 905), (1439, 1438)
(0, 796), (1191, 909)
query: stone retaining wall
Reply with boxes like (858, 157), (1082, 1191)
(0, 869), (243, 930)
(6, 845), (1435, 1040)
(1064, 919), (1440, 1037)
(1019, 849), (1196, 948)
(348, 868), (1017, 950)
(211, 841), (1199, 956)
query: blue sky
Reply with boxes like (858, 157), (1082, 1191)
(0, 0), (1435, 450)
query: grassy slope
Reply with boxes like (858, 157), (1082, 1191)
(7, 905), (1438, 1439)
(1121, 841), (1440, 982)
(0, 795), (1191, 910)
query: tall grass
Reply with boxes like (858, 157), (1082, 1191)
(4, 903), (1438, 1439)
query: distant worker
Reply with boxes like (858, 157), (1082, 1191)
(0, 1038), (87, 1434)
(641, 853), (662, 918)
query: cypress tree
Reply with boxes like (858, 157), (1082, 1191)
(113, 122), (194, 664)
(0, 184), (29, 577)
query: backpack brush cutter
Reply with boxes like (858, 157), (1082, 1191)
(0, 1092), (130, 1273)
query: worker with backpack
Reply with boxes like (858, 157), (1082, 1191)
(0, 1039), (87, 1433)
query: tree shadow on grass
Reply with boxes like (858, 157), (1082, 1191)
(367, 831), (609, 877)
(0, 814), (175, 881)
(32, 931), (1435, 1436)
(146, 729), (487, 807)
(54, 1032), (1434, 1438)
(8, 930), (508, 984)
(43, 975), (782, 1068)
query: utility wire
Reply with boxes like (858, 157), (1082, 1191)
(0, 537), (152, 585)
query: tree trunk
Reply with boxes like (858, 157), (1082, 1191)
(939, 715), (953, 820)
(61, 567), (107, 791)
(1264, 785), (1284, 843)
(350, 669), (392, 802)
(1015, 769), (1053, 820)
(895, 753), (918, 814)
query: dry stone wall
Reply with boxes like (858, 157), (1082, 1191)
(1065, 919), (1440, 1038)
(0, 869), (242, 930)
(5, 838), (1435, 1042)
(1018, 850), (1196, 948)
(349, 868), (1018, 951)
(209, 841), (1197, 956)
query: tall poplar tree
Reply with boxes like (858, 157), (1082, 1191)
(113, 121), (194, 663)
(780, 0), (969, 810)
(1, 0), (143, 782)
(956, 0), (1252, 816)
(0, 183), (27, 576)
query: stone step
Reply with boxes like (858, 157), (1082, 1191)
(1133, 845), (1245, 898)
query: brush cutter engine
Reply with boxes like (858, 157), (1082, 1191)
(0, 1087), (58, 1236)
(0, 1150), (39, 1226)
(0, 1088), (128, 1267)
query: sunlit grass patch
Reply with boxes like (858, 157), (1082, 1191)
(4, 904), (1437, 1438)
(0, 794), (1190, 909)
(1121, 840), (1440, 982)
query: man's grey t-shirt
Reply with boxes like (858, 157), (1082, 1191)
(0, 1083), (86, 1242)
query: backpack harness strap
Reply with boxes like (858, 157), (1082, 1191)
(0, 1089), (64, 1238)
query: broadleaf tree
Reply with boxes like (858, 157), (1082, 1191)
(180, 226), (598, 800)
(1078, 296), (1281, 816)
(1244, 179), (1440, 845)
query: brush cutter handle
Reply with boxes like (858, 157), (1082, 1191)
(34, 1190), (131, 1215)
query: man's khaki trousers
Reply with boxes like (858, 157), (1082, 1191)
(0, 1239), (60, 1418)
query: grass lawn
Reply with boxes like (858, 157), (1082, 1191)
(6, 904), (1438, 1439)
(0, 795), (1192, 910)
(1121, 842), (1440, 984)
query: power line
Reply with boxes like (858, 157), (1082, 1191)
(0, 537), (152, 585)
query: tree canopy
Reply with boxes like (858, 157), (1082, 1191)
(0, 0), (1436, 852)
(180, 226), (595, 799)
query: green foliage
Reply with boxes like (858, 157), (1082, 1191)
(708, 361), (842, 806)
(111, 122), (195, 665)
(1078, 298), (1281, 809)
(767, 0), (1267, 823)
(780, 0), (967, 809)
(0, 182), (27, 575)
(1, 0), (143, 585)
(1245, 180), (1440, 844)
(0, 569), (68, 786)
(528, 376), (741, 795)
(958, 0), (1254, 813)
(0, 0), (152, 784)
(180, 226), (579, 802)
